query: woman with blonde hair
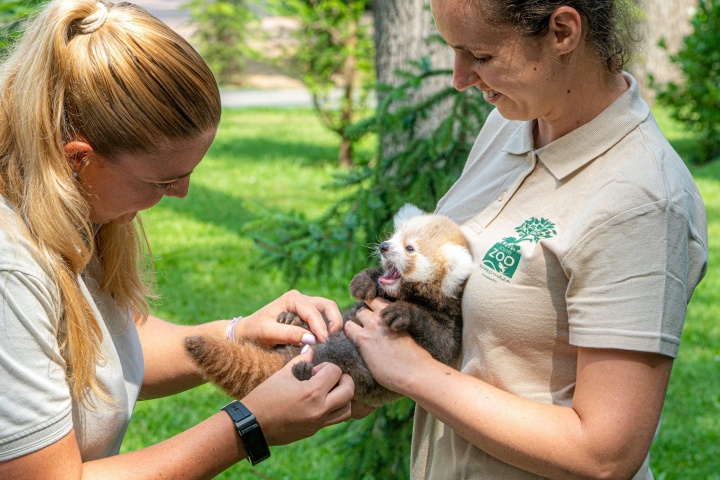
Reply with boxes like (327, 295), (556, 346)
(0, 1), (353, 477)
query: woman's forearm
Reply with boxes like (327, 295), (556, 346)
(396, 348), (670, 480)
(400, 359), (589, 479)
(82, 412), (246, 479)
(137, 315), (229, 399)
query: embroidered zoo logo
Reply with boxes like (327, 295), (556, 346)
(482, 217), (557, 280)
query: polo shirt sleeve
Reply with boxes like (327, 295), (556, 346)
(0, 270), (73, 461)
(562, 199), (707, 358)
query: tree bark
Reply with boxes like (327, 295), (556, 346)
(632, 0), (697, 102)
(372, 0), (454, 141)
(373, 0), (452, 86)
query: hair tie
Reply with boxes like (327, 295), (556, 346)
(79, 2), (108, 34)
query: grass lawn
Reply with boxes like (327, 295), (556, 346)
(647, 109), (720, 479)
(122, 106), (719, 479)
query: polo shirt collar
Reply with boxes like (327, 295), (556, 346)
(501, 72), (651, 180)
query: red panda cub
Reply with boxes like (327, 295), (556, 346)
(184, 204), (473, 407)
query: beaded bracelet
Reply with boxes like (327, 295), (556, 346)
(225, 316), (243, 342)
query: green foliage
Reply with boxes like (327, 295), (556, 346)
(0, 0), (46, 55)
(652, 0), (720, 163)
(184, 0), (257, 86)
(331, 398), (415, 479)
(263, 0), (375, 166)
(249, 60), (492, 284)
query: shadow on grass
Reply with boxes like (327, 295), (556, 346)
(209, 107), (376, 169)
(209, 135), (343, 168)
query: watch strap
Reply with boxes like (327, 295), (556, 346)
(222, 400), (271, 465)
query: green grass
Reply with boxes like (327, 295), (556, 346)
(122, 106), (719, 479)
(648, 109), (720, 480)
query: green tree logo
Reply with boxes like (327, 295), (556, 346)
(482, 218), (557, 279)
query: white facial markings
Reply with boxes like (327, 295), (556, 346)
(382, 207), (474, 300)
(381, 237), (405, 271)
(407, 254), (433, 283)
(440, 243), (474, 298)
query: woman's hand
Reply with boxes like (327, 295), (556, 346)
(242, 348), (354, 445)
(237, 290), (343, 347)
(344, 297), (434, 395)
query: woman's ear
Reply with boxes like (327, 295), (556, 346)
(64, 141), (94, 173)
(548, 6), (583, 57)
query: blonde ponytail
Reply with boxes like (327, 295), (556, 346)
(0, 0), (220, 405)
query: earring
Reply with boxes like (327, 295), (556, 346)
(73, 171), (79, 179)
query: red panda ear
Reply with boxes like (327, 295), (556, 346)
(441, 243), (474, 298)
(393, 204), (425, 231)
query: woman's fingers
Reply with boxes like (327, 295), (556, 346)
(283, 291), (343, 342)
(364, 296), (392, 312)
(316, 369), (355, 424)
(243, 348), (355, 446)
(240, 290), (343, 346)
(309, 296), (344, 334)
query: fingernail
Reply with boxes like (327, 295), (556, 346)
(301, 333), (317, 345)
(301, 344), (311, 354)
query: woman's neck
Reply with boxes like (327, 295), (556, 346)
(534, 65), (629, 149)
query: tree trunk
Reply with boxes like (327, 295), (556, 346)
(372, 0), (454, 141)
(373, 0), (452, 86)
(632, 0), (697, 102)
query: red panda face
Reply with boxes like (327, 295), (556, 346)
(377, 207), (473, 299)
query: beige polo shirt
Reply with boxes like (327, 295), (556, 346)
(0, 197), (145, 461)
(411, 73), (708, 479)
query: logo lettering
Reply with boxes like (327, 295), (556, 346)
(481, 217), (557, 280)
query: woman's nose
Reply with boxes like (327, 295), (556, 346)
(166, 177), (190, 199)
(453, 53), (480, 92)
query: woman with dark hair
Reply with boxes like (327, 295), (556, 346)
(345, 1), (708, 478)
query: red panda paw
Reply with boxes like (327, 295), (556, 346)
(349, 268), (380, 301)
(277, 311), (308, 328)
(381, 305), (412, 332)
(292, 361), (315, 381)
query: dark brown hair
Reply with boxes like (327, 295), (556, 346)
(480, 0), (634, 73)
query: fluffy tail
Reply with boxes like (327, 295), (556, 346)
(184, 336), (290, 399)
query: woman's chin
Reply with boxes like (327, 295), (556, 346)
(115, 212), (138, 224)
(93, 212), (137, 225)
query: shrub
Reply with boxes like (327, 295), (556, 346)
(249, 58), (491, 290)
(184, 0), (257, 86)
(263, 0), (375, 167)
(652, 0), (720, 163)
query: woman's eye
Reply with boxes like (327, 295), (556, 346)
(154, 181), (178, 191)
(472, 55), (490, 64)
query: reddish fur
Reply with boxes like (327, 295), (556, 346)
(184, 336), (298, 399)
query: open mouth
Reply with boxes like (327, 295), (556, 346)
(483, 90), (498, 99)
(378, 266), (401, 285)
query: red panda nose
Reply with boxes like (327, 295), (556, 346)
(380, 242), (389, 252)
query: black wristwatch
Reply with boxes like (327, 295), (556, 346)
(222, 400), (271, 465)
